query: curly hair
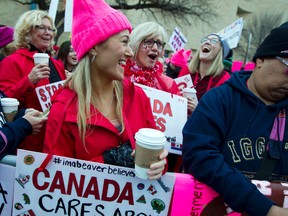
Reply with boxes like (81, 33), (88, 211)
(14, 10), (56, 53)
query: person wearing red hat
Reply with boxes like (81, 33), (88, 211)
(0, 10), (66, 153)
(43, 0), (168, 180)
(0, 26), (16, 62)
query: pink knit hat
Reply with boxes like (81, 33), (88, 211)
(72, 0), (132, 60)
(167, 49), (192, 68)
(0, 26), (14, 48)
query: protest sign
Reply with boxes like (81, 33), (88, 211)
(174, 74), (193, 93)
(12, 150), (176, 216)
(171, 173), (288, 215)
(218, 18), (244, 49)
(0, 163), (16, 216)
(136, 84), (187, 155)
(35, 80), (65, 112)
(168, 27), (187, 52)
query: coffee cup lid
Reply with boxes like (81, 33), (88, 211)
(182, 87), (197, 93)
(135, 128), (166, 147)
(1, 98), (19, 106)
(33, 53), (49, 57)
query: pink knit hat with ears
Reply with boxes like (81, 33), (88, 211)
(72, 0), (132, 60)
(168, 49), (192, 68)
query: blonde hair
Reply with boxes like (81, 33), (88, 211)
(68, 55), (125, 145)
(14, 10), (56, 53)
(129, 22), (167, 58)
(0, 41), (16, 57)
(188, 48), (224, 77)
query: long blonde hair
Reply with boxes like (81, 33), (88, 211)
(68, 55), (124, 145)
(188, 48), (224, 77)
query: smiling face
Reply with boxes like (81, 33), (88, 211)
(92, 29), (133, 82)
(248, 57), (288, 104)
(135, 35), (164, 69)
(199, 34), (222, 62)
(30, 18), (54, 52)
(66, 45), (78, 68)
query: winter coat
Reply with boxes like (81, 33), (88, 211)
(182, 71), (288, 216)
(44, 79), (157, 163)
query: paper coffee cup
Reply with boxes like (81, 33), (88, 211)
(33, 53), (49, 65)
(182, 87), (198, 104)
(1, 98), (19, 122)
(134, 128), (166, 179)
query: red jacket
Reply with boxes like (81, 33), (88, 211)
(43, 80), (157, 163)
(0, 48), (66, 152)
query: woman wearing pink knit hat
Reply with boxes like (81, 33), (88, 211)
(44, 0), (168, 180)
(0, 26), (16, 62)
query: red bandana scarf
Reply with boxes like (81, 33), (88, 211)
(124, 59), (163, 88)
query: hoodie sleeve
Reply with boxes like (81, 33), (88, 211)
(0, 117), (32, 159)
(182, 88), (273, 216)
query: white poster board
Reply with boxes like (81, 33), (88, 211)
(174, 74), (193, 93)
(12, 150), (176, 216)
(217, 18), (244, 49)
(168, 27), (187, 52)
(136, 84), (187, 155)
(35, 81), (65, 112)
(64, 0), (73, 32)
(0, 163), (16, 216)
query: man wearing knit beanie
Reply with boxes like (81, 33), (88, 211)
(183, 22), (288, 216)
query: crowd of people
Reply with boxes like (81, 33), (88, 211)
(0, 0), (288, 215)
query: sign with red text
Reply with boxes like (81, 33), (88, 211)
(168, 27), (187, 52)
(136, 84), (187, 155)
(0, 164), (15, 216)
(174, 74), (193, 94)
(35, 81), (65, 111)
(217, 18), (244, 49)
(171, 174), (288, 215)
(12, 150), (176, 216)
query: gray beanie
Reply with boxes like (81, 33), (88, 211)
(206, 33), (230, 59)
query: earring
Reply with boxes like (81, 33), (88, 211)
(91, 55), (96, 63)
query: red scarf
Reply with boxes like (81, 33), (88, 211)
(124, 59), (163, 88)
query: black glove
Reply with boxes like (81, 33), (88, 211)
(103, 141), (134, 168)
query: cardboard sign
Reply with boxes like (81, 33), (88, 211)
(35, 81), (65, 112)
(171, 174), (288, 215)
(218, 18), (244, 49)
(136, 84), (187, 155)
(168, 27), (187, 52)
(174, 74), (193, 93)
(12, 150), (176, 216)
(0, 163), (16, 216)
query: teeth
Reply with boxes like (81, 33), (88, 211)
(119, 60), (126, 66)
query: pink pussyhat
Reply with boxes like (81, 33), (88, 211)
(72, 0), (132, 61)
(0, 26), (14, 48)
(169, 49), (192, 68)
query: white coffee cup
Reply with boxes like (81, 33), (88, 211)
(182, 87), (198, 104)
(1, 98), (20, 122)
(33, 53), (49, 65)
(134, 128), (166, 179)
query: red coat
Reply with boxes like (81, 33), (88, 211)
(0, 48), (66, 152)
(43, 80), (157, 163)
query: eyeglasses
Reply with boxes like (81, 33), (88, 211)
(200, 37), (220, 44)
(143, 39), (166, 50)
(276, 56), (288, 67)
(35, 25), (56, 33)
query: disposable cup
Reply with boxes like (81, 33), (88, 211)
(182, 87), (198, 104)
(134, 128), (166, 179)
(1, 98), (19, 122)
(33, 53), (49, 65)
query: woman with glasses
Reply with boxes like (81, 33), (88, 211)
(179, 33), (231, 101)
(0, 10), (66, 153)
(124, 22), (179, 95)
(183, 23), (288, 216)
